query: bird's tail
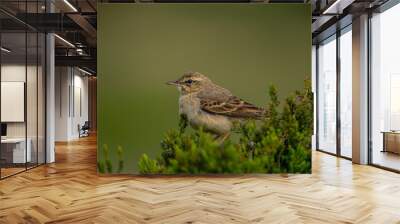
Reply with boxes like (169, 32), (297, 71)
(242, 106), (267, 120)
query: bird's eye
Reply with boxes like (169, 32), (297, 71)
(186, 79), (193, 84)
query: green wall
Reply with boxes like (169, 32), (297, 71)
(98, 3), (311, 173)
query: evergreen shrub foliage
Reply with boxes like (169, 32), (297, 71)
(98, 144), (125, 174)
(138, 79), (313, 174)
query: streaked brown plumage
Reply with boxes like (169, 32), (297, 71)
(167, 71), (266, 140)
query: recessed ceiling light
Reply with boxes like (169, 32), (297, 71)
(78, 67), (93, 76)
(322, 0), (353, 15)
(63, 0), (78, 12)
(54, 34), (75, 48)
(1, 47), (11, 53)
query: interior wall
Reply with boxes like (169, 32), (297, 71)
(88, 77), (97, 131)
(55, 66), (70, 141)
(55, 66), (89, 141)
(72, 72), (89, 138)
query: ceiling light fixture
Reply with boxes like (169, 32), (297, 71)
(1, 47), (11, 53)
(322, 0), (344, 14)
(78, 67), (93, 76)
(76, 48), (85, 55)
(63, 0), (78, 12)
(54, 34), (75, 48)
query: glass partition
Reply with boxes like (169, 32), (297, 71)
(27, 31), (38, 169)
(0, 2), (46, 179)
(0, 31), (28, 177)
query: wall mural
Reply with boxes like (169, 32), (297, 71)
(98, 3), (312, 174)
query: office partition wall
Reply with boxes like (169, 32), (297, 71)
(0, 3), (46, 179)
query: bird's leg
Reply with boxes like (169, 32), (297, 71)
(179, 114), (188, 134)
(216, 132), (230, 143)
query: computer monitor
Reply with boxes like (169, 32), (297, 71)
(1, 123), (7, 137)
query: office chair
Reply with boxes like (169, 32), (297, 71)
(79, 121), (90, 138)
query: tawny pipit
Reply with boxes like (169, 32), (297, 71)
(167, 71), (266, 141)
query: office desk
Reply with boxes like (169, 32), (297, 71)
(382, 131), (400, 154)
(1, 138), (31, 164)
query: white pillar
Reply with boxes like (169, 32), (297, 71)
(46, 32), (55, 163)
(352, 14), (369, 164)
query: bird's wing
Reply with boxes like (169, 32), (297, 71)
(200, 96), (265, 119)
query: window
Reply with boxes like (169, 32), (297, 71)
(339, 27), (352, 158)
(371, 2), (400, 171)
(317, 35), (337, 154)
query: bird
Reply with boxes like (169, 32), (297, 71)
(166, 71), (266, 141)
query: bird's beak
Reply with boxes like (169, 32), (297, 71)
(166, 80), (179, 86)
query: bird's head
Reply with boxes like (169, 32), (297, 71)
(166, 71), (212, 94)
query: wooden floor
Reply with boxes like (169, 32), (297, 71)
(372, 150), (400, 171)
(1, 167), (26, 178)
(1, 135), (400, 224)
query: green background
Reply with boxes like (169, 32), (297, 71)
(98, 3), (311, 173)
